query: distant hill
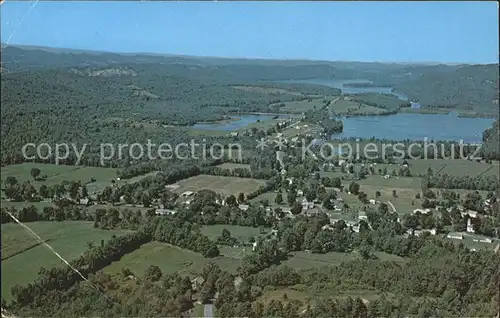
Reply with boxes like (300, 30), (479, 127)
(2, 44), (498, 112)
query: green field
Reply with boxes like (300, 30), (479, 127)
(0, 163), (119, 194)
(330, 99), (388, 115)
(172, 175), (266, 196)
(273, 98), (326, 113)
(103, 241), (243, 277)
(345, 94), (407, 110)
(201, 225), (264, 242)
(407, 159), (498, 177)
(1, 221), (130, 301)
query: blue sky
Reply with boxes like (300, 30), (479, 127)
(1, 1), (498, 63)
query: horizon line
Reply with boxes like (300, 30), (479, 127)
(2, 42), (497, 66)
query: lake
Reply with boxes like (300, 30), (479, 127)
(333, 112), (495, 143)
(192, 114), (288, 131)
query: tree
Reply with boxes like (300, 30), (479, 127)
(275, 192), (283, 205)
(349, 182), (360, 195)
(322, 196), (333, 210)
(287, 190), (297, 206)
(144, 265), (162, 282)
(30, 168), (41, 180)
(81, 185), (88, 198)
(4, 176), (18, 188)
(290, 202), (302, 215)
(237, 192), (245, 204)
(226, 195), (237, 206)
(39, 185), (49, 198)
(142, 193), (151, 208)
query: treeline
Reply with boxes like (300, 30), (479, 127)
(9, 229), (152, 307)
(425, 173), (499, 191)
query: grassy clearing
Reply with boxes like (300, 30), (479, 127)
(274, 98), (325, 113)
(356, 176), (422, 189)
(249, 191), (290, 208)
(1, 221), (130, 301)
(0, 163), (119, 194)
(341, 177), (423, 214)
(201, 225), (264, 242)
(258, 286), (383, 306)
(346, 94), (407, 110)
(407, 159), (498, 177)
(215, 163), (251, 171)
(331, 99), (387, 115)
(284, 251), (358, 270)
(103, 241), (242, 277)
(104, 241), (206, 277)
(231, 85), (303, 97)
(172, 175), (266, 196)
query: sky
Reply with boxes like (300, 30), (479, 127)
(1, 1), (498, 64)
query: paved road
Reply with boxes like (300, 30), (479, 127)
(204, 304), (213, 318)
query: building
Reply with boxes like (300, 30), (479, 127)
(410, 101), (421, 109)
(238, 204), (249, 211)
(181, 191), (195, 198)
(155, 209), (176, 216)
(466, 218), (475, 233)
(369, 199), (376, 205)
(413, 208), (431, 215)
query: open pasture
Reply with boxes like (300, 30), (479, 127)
(172, 175), (265, 196)
(1, 221), (129, 300)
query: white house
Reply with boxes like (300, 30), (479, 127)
(369, 199), (376, 205)
(466, 218), (475, 233)
(238, 204), (250, 211)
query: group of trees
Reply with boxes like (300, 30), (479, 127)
(3, 176), (89, 204)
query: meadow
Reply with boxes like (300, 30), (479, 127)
(0, 163), (119, 194)
(330, 99), (388, 115)
(272, 98), (326, 113)
(1, 221), (130, 300)
(172, 175), (266, 196)
(200, 224), (264, 242)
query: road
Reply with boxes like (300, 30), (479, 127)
(386, 201), (397, 213)
(203, 304), (214, 318)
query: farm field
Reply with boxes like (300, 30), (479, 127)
(406, 159), (498, 177)
(103, 241), (242, 277)
(356, 176), (422, 189)
(345, 93), (407, 110)
(0, 163), (119, 194)
(172, 175), (266, 196)
(330, 99), (388, 115)
(1, 221), (130, 301)
(215, 163), (251, 171)
(273, 98), (325, 113)
(201, 225), (265, 242)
